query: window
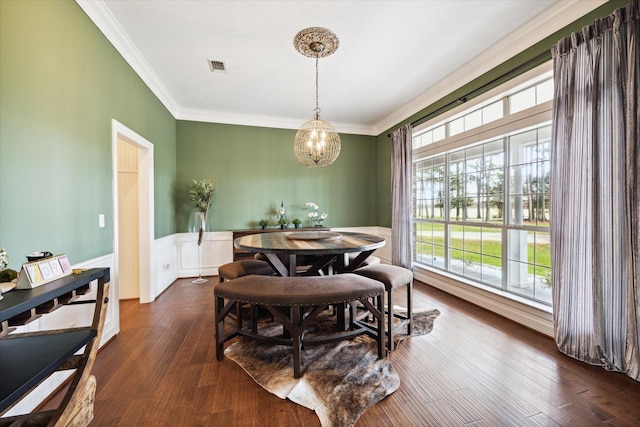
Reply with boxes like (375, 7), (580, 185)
(413, 65), (553, 306)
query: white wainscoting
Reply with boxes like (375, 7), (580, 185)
(154, 234), (177, 297)
(175, 231), (234, 278)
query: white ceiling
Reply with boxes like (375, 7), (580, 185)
(77, 0), (604, 136)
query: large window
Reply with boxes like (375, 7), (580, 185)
(413, 66), (552, 305)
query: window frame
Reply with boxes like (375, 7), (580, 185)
(412, 63), (553, 306)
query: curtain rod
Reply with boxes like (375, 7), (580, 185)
(387, 49), (552, 137)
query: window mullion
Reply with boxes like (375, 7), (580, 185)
(444, 153), (451, 271)
(501, 135), (509, 291)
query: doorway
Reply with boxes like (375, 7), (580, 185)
(117, 137), (140, 299)
(112, 120), (155, 303)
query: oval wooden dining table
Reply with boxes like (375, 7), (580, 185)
(233, 230), (385, 277)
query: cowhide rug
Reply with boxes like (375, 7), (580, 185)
(224, 307), (440, 427)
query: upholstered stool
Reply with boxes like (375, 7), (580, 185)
(218, 259), (275, 327)
(218, 259), (275, 282)
(353, 264), (413, 351)
(214, 274), (385, 378)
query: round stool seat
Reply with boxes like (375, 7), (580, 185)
(353, 264), (413, 291)
(218, 259), (274, 281)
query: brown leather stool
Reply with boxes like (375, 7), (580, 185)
(218, 259), (275, 327)
(353, 264), (413, 351)
(218, 259), (274, 282)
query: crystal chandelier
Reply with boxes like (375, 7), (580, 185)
(293, 27), (341, 168)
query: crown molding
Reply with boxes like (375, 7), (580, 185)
(372, 0), (607, 136)
(76, 0), (179, 116)
(176, 109), (377, 136)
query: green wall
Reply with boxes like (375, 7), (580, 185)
(374, 0), (630, 228)
(0, 0), (176, 269)
(176, 121), (378, 231)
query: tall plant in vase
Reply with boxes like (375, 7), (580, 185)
(189, 178), (215, 283)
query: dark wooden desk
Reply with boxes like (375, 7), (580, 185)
(0, 268), (109, 418)
(233, 231), (385, 277)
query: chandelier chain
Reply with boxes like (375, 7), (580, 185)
(315, 54), (320, 118)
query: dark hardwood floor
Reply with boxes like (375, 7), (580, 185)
(52, 277), (640, 426)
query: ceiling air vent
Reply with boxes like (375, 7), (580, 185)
(208, 59), (227, 73)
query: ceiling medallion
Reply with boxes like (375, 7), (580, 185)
(294, 27), (339, 59)
(293, 27), (341, 168)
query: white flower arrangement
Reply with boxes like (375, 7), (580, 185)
(0, 248), (9, 270)
(305, 202), (328, 226)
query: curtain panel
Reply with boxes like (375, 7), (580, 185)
(550, 1), (639, 379)
(391, 124), (413, 268)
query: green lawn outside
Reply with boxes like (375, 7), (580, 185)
(416, 236), (550, 275)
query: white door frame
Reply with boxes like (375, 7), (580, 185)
(112, 119), (156, 303)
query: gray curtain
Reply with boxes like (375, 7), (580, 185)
(391, 124), (413, 268)
(550, 1), (639, 380)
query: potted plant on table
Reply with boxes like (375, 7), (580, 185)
(277, 217), (289, 230)
(259, 219), (269, 230)
(292, 218), (302, 229)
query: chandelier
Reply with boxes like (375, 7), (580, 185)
(293, 27), (341, 168)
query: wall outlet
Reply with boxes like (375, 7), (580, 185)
(98, 214), (105, 228)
